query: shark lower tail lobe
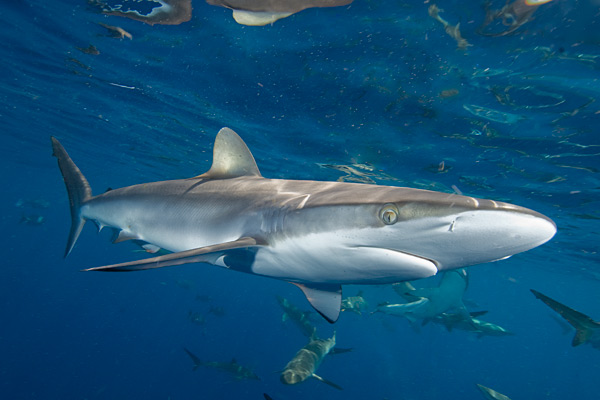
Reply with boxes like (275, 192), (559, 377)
(51, 137), (92, 257)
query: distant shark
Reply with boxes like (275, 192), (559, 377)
(531, 289), (600, 349)
(51, 127), (556, 323)
(433, 311), (514, 338)
(207, 0), (353, 26)
(374, 269), (471, 324)
(277, 296), (317, 338)
(280, 333), (349, 390)
(184, 347), (260, 380)
(477, 383), (512, 400)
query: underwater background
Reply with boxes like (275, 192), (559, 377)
(1, 0), (599, 399)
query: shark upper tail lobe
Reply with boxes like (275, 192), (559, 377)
(51, 137), (92, 257)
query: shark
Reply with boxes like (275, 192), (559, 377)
(341, 291), (369, 315)
(374, 269), (471, 324)
(280, 333), (349, 390)
(477, 384), (512, 400)
(183, 347), (260, 380)
(51, 127), (556, 323)
(433, 311), (514, 338)
(277, 296), (317, 338)
(531, 289), (600, 349)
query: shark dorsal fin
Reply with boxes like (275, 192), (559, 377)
(199, 127), (261, 179)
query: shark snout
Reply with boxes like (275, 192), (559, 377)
(281, 370), (303, 385)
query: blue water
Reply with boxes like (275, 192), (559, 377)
(2, 0), (599, 399)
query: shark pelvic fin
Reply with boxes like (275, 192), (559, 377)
(83, 237), (264, 272)
(113, 230), (140, 243)
(198, 127), (261, 180)
(292, 282), (342, 324)
(312, 373), (343, 390)
(51, 137), (92, 257)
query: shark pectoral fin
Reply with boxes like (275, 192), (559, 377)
(410, 288), (435, 298)
(84, 237), (264, 272)
(311, 373), (343, 390)
(292, 283), (342, 324)
(330, 347), (353, 355)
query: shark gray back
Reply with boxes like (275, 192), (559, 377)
(52, 127), (556, 323)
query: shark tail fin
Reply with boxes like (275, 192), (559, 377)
(51, 137), (92, 257)
(531, 289), (600, 347)
(183, 347), (203, 370)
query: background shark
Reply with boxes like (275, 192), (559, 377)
(52, 128), (556, 323)
(277, 296), (317, 338)
(374, 269), (471, 324)
(183, 348), (260, 380)
(280, 333), (348, 390)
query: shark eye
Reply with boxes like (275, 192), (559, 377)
(380, 204), (399, 225)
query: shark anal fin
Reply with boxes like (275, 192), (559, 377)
(292, 283), (342, 324)
(312, 373), (343, 390)
(84, 237), (264, 272)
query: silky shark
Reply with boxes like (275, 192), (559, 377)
(183, 348), (260, 380)
(280, 333), (349, 390)
(531, 289), (600, 349)
(374, 269), (471, 324)
(51, 127), (556, 323)
(277, 296), (317, 338)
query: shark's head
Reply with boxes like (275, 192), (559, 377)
(280, 369), (308, 385)
(365, 189), (557, 271)
(271, 183), (557, 284)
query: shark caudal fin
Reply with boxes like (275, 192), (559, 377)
(531, 289), (600, 347)
(183, 347), (203, 370)
(51, 137), (92, 257)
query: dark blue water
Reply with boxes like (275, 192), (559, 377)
(1, 1), (599, 399)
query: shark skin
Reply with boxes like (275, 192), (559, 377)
(531, 289), (600, 349)
(51, 127), (556, 323)
(374, 269), (471, 324)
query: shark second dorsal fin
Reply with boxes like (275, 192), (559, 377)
(199, 128), (261, 179)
